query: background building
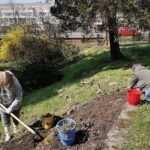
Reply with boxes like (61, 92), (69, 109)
(0, 1), (103, 41)
(0, 1), (56, 36)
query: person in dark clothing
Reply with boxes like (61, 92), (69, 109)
(130, 64), (150, 101)
(130, 64), (150, 89)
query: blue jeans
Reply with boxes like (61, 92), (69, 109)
(145, 87), (150, 101)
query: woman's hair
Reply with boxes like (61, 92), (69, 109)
(0, 71), (13, 87)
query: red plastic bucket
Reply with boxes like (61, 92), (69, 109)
(127, 89), (142, 106)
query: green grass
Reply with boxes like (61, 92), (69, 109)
(0, 43), (150, 147)
(125, 105), (150, 150)
(122, 44), (150, 149)
(119, 35), (149, 42)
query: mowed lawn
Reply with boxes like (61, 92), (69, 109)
(0, 43), (150, 149)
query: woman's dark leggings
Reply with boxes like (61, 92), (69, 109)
(1, 109), (20, 127)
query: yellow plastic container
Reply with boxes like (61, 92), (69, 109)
(41, 114), (54, 129)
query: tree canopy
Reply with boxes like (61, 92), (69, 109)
(50, 0), (150, 60)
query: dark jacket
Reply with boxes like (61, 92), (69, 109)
(130, 65), (150, 90)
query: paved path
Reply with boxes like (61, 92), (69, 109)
(105, 103), (137, 150)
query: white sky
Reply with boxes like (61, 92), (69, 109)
(0, 0), (45, 4)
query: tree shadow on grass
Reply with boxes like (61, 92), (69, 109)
(22, 44), (150, 107)
(3, 44), (150, 108)
(122, 43), (150, 66)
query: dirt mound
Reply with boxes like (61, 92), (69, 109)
(0, 91), (126, 150)
(0, 126), (47, 150)
(36, 91), (126, 150)
(0, 116), (63, 150)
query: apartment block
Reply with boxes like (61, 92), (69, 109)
(0, 1), (56, 34)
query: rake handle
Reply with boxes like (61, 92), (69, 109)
(0, 103), (36, 135)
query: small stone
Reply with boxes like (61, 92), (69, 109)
(96, 90), (102, 94)
(64, 95), (69, 99)
(50, 128), (55, 132)
(67, 108), (74, 115)
(18, 140), (23, 144)
(59, 93), (64, 97)
(108, 82), (117, 86)
(58, 89), (63, 93)
(117, 98), (122, 102)
(92, 143), (97, 148)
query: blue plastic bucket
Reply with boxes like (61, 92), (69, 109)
(56, 118), (76, 147)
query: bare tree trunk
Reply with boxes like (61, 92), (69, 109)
(148, 31), (150, 43)
(107, 15), (124, 60)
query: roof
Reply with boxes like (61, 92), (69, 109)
(0, 2), (54, 7)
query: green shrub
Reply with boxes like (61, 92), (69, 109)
(20, 35), (63, 62)
(0, 25), (80, 64)
(0, 27), (24, 60)
(61, 44), (80, 62)
(0, 26), (63, 63)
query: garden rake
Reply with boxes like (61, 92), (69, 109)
(0, 103), (44, 143)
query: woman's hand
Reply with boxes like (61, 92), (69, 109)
(5, 107), (12, 114)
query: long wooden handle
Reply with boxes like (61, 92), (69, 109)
(0, 103), (36, 135)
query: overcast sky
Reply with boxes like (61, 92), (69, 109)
(0, 0), (45, 4)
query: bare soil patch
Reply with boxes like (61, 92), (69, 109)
(0, 91), (126, 150)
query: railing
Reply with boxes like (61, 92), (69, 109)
(0, 31), (104, 38)
(62, 31), (103, 38)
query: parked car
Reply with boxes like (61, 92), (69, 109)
(118, 27), (140, 36)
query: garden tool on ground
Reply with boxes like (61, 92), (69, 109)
(0, 103), (44, 142)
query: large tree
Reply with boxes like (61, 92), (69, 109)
(50, 0), (150, 60)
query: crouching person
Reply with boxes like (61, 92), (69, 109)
(0, 71), (23, 141)
(130, 64), (150, 101)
